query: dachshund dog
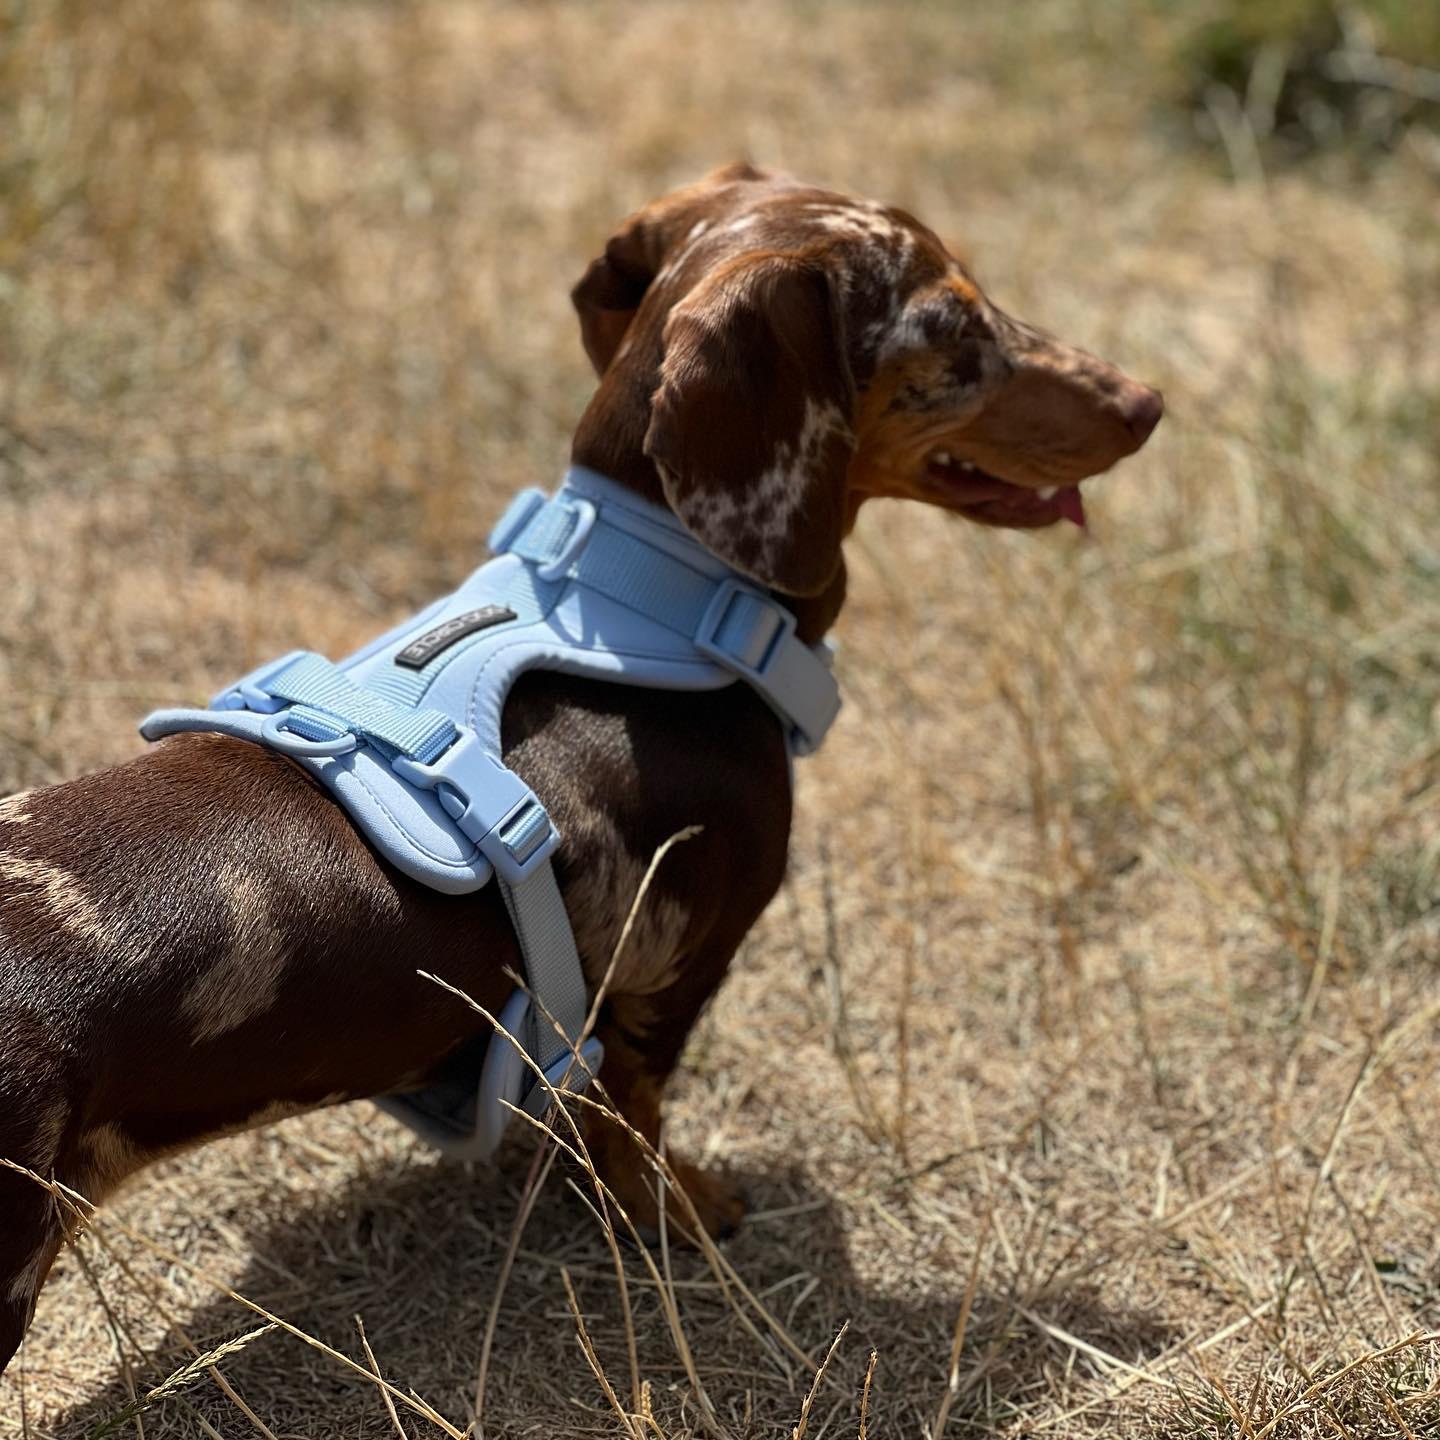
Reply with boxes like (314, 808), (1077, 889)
(0, 164), (1161, 1374)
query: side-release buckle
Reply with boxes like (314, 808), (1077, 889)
(391, 726), (559, 885)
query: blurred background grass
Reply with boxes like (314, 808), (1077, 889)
(2, 2), (1438, 1437)
(1177, 0), (1440, 167)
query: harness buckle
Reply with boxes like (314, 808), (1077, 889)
(391, 726), (559, 885)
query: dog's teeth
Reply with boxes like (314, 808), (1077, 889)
(932, 451), (978, 476)
(1038, 486), (1058, 499)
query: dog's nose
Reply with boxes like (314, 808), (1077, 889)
(1121, 384), (1164, 445)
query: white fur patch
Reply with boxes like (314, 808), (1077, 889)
(800, 200), (915, 279)
(559, 814), (692, 1001)
(74, 1122), (146, 1200)
(813, 207), (907, 245)
(876, 304), (936, 363)
(658, 227), (706, 286)
(0, 792), (33, 825)
(755, 396), (852, 515)
(657, 217), (725, 287)
(180, 865), (288, 1043)
(793, 201), (918, 338)
(0, 855), (126, 950)
(713, 212), (763, 240)
(678, 397), (852, 576)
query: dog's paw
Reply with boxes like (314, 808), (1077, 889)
(593, 1143), (746, 1246)
(665, 1157), (747, 1242)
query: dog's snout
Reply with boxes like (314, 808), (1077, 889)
(1120, 384), (1164, 446)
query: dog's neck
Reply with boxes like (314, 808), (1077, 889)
(570, 361), (847, 645)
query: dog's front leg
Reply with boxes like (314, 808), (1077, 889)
(584, 946), (747, 1244)
(0, 1117), (68, 1377)
(0, 1184), (63, 1377)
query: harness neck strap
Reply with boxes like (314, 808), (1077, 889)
(490, 467), (840, 757)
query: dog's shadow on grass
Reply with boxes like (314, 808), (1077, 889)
(45, 1140), (1182, 1438)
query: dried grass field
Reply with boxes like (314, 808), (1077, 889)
(2, 1), (1439, 1436)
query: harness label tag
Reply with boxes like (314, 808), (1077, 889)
(395, 606), (517, 669)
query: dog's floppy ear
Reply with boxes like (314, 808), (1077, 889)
(571, 212), (666, 377)
(644, 254), (855, 597)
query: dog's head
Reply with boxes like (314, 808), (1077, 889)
(572, 163), (1162, 597)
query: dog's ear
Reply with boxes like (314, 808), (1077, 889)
(644, 254), (855, 597)
(571, 212), (666, 377)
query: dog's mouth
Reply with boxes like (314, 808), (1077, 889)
(925, 451), (1086, 529)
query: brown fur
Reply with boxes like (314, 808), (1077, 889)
(0, 166), (1160, 1375)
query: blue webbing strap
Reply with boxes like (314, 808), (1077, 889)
(263, 652), (458, 762)
(506, 501), (712, 630)
(508, 496), (583, 564)
(558, 526), (717, 630)
(499, 866), (591, 1079)
(501, 492), (841, 754)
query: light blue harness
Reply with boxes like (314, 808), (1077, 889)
(141, 467), (840, 1159)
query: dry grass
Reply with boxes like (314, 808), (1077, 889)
(3, 1), (1439, 1435)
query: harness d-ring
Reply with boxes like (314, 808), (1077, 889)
(260, 711), (359, 757)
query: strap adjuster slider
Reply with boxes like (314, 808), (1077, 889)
(694, 578), (841, 756)
(536, 498), (597, 581)
(211, 649), (311, 714)
(694, 579), (794, 684)
(487, 488), (546, 554)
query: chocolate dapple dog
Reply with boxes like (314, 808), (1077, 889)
(0, 164), (1161, 1374)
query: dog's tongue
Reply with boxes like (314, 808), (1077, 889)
(1055, 485), (1086, 528)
